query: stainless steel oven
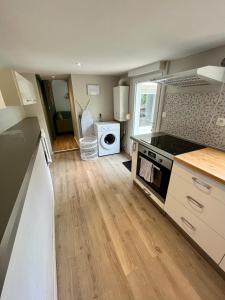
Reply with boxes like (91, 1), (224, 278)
(136, 144), (173, 203)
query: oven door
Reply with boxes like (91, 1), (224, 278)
(136, 152), (171, 202)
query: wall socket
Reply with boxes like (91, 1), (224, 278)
(216, 117), (225, 127)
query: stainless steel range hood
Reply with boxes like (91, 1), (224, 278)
(153, 66), (225, 87)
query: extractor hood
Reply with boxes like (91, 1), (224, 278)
(153, 66), (225, 87)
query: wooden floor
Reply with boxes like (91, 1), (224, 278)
(53, 134), (79, 153)
(51, 151), (225, 300)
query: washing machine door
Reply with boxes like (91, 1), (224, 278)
(100, 132), (117, 149)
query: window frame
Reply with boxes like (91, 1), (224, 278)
(132, 75), (162, 136)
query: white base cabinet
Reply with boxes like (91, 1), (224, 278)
(165, 161), (225, 270)
(1, 143), (57, 300)
(166, 194), (225, 263)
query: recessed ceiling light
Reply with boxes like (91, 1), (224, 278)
(51, 75), (55, 79)
(75, 62), (81, 67)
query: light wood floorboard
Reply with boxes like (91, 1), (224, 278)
(53, 134), (79, 153)
(51, 151), (225, 300)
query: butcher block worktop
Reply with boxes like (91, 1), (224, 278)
(175, 147), (225, 184)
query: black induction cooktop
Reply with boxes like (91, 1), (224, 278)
(142, 134), (205, 156)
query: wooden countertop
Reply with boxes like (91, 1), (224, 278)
(175, 147), (225, 184)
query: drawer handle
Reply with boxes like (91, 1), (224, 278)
(186, 195), (204, 210)
(192, 177), (211, 191)
(180, 217), (196, 232)
(132, 142), (137, 152)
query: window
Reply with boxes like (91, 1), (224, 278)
(134, 81), (159, 135)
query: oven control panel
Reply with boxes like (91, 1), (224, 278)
(138, 144), (173, 170)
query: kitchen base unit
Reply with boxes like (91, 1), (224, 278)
(131, 136), (225, 278)
(0, 142), (57, 300)
(165, 160), (225, 275)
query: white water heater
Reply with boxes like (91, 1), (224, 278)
(113, 86), (129, 122)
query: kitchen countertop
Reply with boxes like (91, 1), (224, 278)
(131, 132), (165, 144)
(175, 147), (225, 184)
(130, 132), (205, 160)
(131, 133), (225, 184)
(0, 117), (41, 293)
(131, 132), (176, 159)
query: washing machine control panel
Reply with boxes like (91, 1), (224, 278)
(102, 126), (110, 131)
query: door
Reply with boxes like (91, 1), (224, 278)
(39, 79), (56, 140)
(133, 81), (160, 135)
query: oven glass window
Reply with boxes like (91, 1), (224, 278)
(152, 167), (162, 188)
(136, 152), (171, 201)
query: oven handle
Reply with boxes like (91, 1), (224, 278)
(152, 164), (160, 171)
(138, 154), (161, 171)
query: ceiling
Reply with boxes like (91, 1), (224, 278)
(1, 0), (225, 75)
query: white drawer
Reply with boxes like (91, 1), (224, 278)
(172, 161), (225, 205)
(165, 194), (225, 263)
(168, 173), (225, 239)
(219, 255), (225, 272)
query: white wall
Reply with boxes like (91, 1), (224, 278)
(0, 106), (25, 133)
(168, 44), (225, 74)
(0, 73), (52, 155)
(124, 44), (225, 154)
(23, 74), (52, 153)
(160, 44), (225, 150)
(71, 74), (119, 137)
(51, 80), (70, 112)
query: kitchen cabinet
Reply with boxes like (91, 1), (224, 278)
(165, 160), (225, 268)
(168, 166), (225, 239)
(1, 142), (57, 300)
(166, 194), (225, 263)
(0, 70), (37, 106)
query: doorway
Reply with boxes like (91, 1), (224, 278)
(133, 80), (161, 135)
(38, 77), (79, 153)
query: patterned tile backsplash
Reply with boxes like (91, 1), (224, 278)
(160, 90), (225, 150)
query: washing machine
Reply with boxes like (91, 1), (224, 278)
(94, 122), (120, 156)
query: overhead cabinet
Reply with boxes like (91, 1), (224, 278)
(0, 70), (37, 106)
